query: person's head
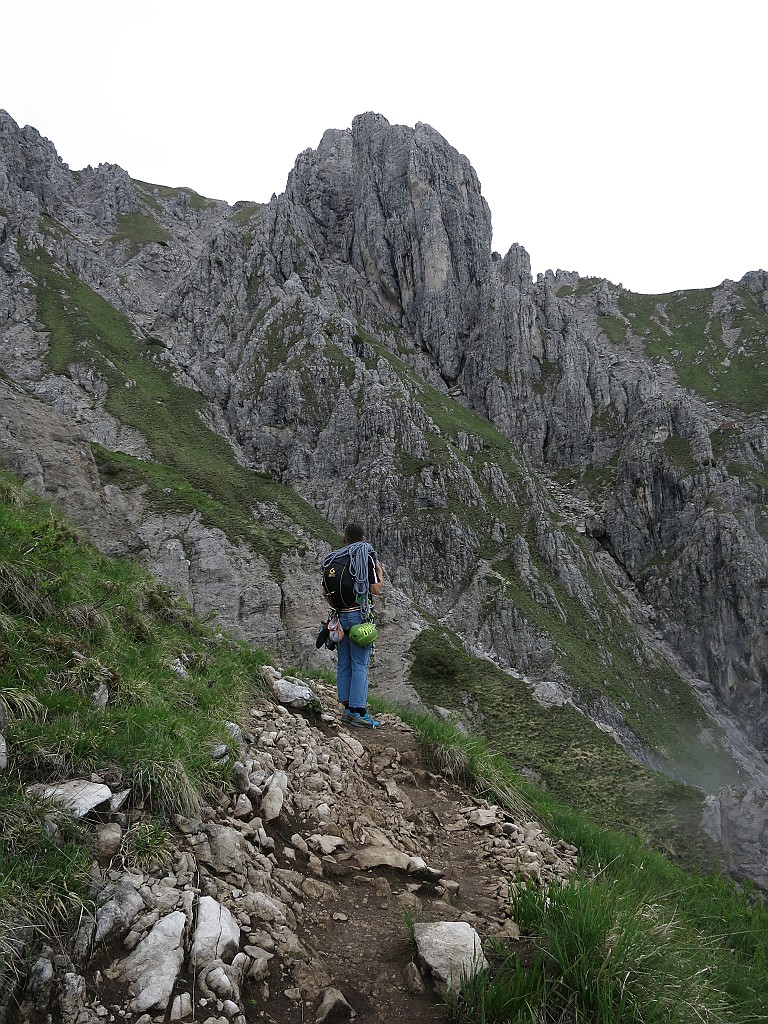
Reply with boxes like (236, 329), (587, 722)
(343, 522), (365, 543)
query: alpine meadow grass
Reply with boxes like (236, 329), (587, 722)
(0, 468), (271, 966)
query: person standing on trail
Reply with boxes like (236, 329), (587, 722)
(321, 523), (383, 728)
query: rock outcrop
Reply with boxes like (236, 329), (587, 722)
(703, 786), (768, 891)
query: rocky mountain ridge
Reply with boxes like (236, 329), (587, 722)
(1, 108), (768, 881)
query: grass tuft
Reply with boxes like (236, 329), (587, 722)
(0, 684), (44, 721)
(371, 698), (534, 821)
(118, 819), (174, 872)
(459, 873), (738, 1024)
(129, 757), (207, 818)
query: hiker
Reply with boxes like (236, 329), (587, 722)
(321, 523), (383, 728)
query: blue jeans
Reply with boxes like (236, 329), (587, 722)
(336, 609), (372, 709)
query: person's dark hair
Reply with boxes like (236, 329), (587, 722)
(343, 523), (365, 542)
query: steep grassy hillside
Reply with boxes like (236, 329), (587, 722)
(619, 286), (768, 414)
(406, 627), (721, 865)
(568, 278), (768, 417)
(0, 469), (272, 953)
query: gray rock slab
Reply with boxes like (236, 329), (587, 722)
(308, 833), (346, 855)
(94, 880), (146, 946)
(57, 972), (86, 1024)
(27, 780), (112, 817)
(191, 896), (240, 968)
(170, 992), (192, 1020)
(273, 677), (315, 707)
(198, 823), (251, 874)
(703, 786), (768, 891)
(95, 822), (122, 860)
(110, 788), (131, 811)
(105, 911), (186, 1013)
(243, 891), (289, 925)
(260, 770), (288, 821)
(315, 986), (355, 1023)
(413, 920), (489, 995)
(355, 845), (411, 871)
(466, 808), (499, 828)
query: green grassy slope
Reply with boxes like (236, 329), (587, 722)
(616, 285), (768, 414)
(381, 707), (768, 1024)
(0, 468), (271, 951)
(405, 627), (722, 867)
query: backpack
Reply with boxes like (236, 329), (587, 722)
(321, 548), (357, 611)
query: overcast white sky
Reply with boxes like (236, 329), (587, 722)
(2, 0), (765, 294)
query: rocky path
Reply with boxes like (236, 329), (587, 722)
(271, 721), (506, 1024)
(10, 668), (578, 1024)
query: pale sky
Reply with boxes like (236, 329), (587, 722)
(2, 0), (765, 295)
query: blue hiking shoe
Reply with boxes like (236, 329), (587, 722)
(348, 709), (381, 729)
(341, 708), (357, 723)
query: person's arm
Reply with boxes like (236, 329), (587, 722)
(369, 560), (383, 596)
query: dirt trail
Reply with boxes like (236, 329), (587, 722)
(255, 706), (544, 1024)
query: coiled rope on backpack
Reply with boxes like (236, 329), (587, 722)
(321, 541), (377, 620)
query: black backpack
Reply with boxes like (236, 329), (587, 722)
(321, 548), (357, 611)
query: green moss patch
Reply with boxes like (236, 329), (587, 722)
(110, 212), (171, 254)
(663, 435), (698, 476)
(133, 179), (214, 211)
(598, 314), (627, 345)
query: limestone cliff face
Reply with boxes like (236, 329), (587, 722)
(272, 115), (768, 753)
(1, 106), (767, 790)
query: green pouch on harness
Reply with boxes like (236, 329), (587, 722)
(349, 621), (377, 647)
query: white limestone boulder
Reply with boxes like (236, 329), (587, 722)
(273, 676), (315, 707)
(413, 921), (489, 995)
(260, 769), (289, 821)
(105, 911), (186, 1013)
(190, 896), (240, 968)
(27, 779), (112, 817)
